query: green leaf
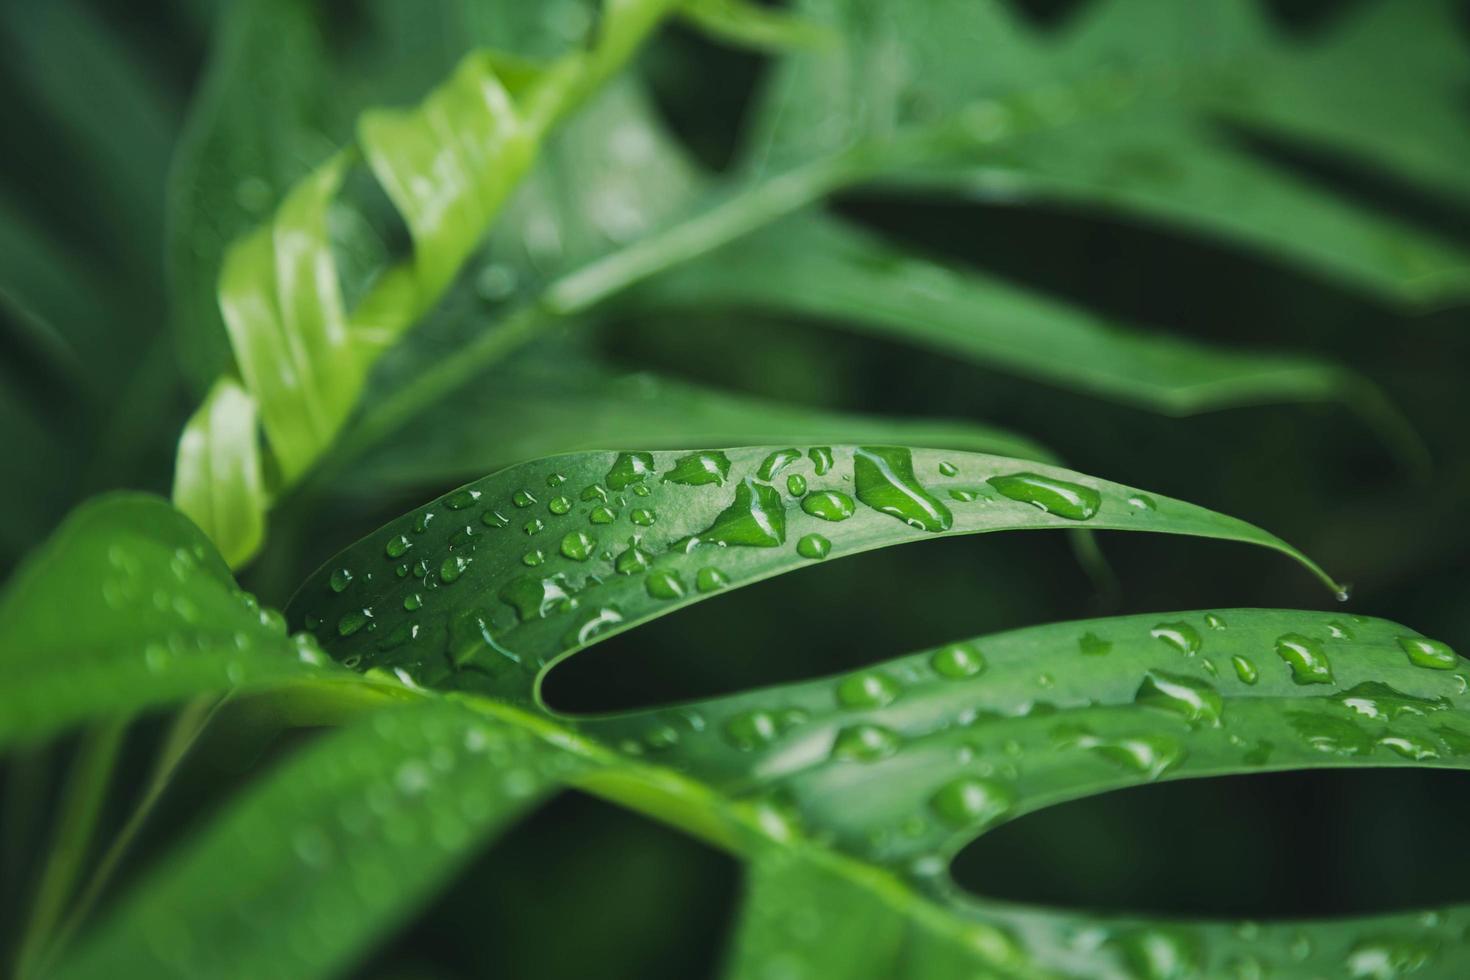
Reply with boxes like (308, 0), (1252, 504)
(171, 0), (687, 564)
(578, 607), (1470, 978)
(643, 211), (1421, 452)
(52, 700), (586, 979)
(286, 447), (1339, 699)
(0, 495), (349, 748)
(172, 380), (268, 569)
(749, 0), (1470, 305)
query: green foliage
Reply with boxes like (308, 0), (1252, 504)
(3, 0), (1470, 978)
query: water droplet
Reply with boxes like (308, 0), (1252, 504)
(329, 568), (353, 593)
(1126, 493), (1156, 511)
(1061, 728), (1183, 780)
(384, 534), (412, 559)
(606, 452), (655, 490)
(1109, 928), (1201, 980)
(565, 606), (623, 646)
(523, 518), (545, 535)
(663, 450), (731, 486)
(440, 555), (471, 583)
(614, 542), (653, 574)
(724, 710), (778, 750)
(808, 446), (834, 475)
(1290, 712), (1372, 755)
(403, 593), (423, 611)
(1378, 734), (1439, 761)
(932, 642), (986, 678)
(752, 448), (799, 481)
(796, 533), (831, 559)
(1327, 620), (1354, 639)
(929, 777), (1014, 828)
(1345, 936), (1438, 980)
(988, 472), (1100, 520)
(1204, 613), (1226, 630)
(836, 671), (900, 708)
(854, 446), (952, 532)
(548, 495), (572, 515)
(1079, 632), (1112, 656)
(1231, 655), (1258, 685)
(832, 724), (901, 762)
(698, 478), (786, 546)
(1276, 634), (1334, 685)
(786, 474), (807, 496)
(482, 509), (509, 528)
(1398, 636), (1459, 670)
(1150, 622), (1201, 655)
(630, 508), (656, 526)
(1135, 670), (1223, 726)
(589, 505), (616, 524)
(560, 531), (595, 561)
(696, 567), (729, 593)
(338, 609), (371, 636)
(645, 570), (686, 599)
(546, 473), (566, 487)
(499, 574), (572, 620)
(801, 490), (856, 522)
(522, 549), (545, 566)
(413, 511), (435, 534)
(938, 460), (958, 477)
(446, 489), (481, 510)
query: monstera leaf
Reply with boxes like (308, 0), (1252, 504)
(3, 447), (1463, 978)
(165, 0), (1441, 573)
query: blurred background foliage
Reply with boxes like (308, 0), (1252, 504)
(2, 0), (1469, 977)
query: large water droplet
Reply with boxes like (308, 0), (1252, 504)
(645, 569), (686, 599)
(725, 710), (778, 750)
(499, 574), (572, 620)
(987, 472), (1100, 520)
(786, 474), (807, 497)
(757, 448), (801, 481)
(929, 777), (1014, 828)
(329, 567), (353, 593)
(1150, 622), (1201, 655)
(931, 642), (985, 678)
(1398, 636), (1459, 670)
(698, 478), (786, 547)
(836, 670), (900, 708)
(831, 724), (901, 762)
(606, 452), (655, 490)
(662, 450), (731, 486)
(440, 555), (471, 583)
(854, 447), (952, 532)
(560, 531), (595, 561)
(1135, 670), (1222, 726)
(1290, 712), (1371, 755)
(1276, 634), (1334, 685)
(808, 446), (834, 475)
(696, 567), (729, 593)
(384, 534), (412, 559)
(796, 533), (831, 559)
(801, 490), (856, 522)
(1231, 655), (1259, 685)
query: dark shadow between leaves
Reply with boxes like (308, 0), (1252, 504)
(953, 767), (1470, 918)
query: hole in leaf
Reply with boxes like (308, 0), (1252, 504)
(368, 790), (738, 979)
(1258, 0), (1367, 37)
(1005, 0), (1089, 31)
(953, 768), (1470, 918)
(541, 533), (1086, 714)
